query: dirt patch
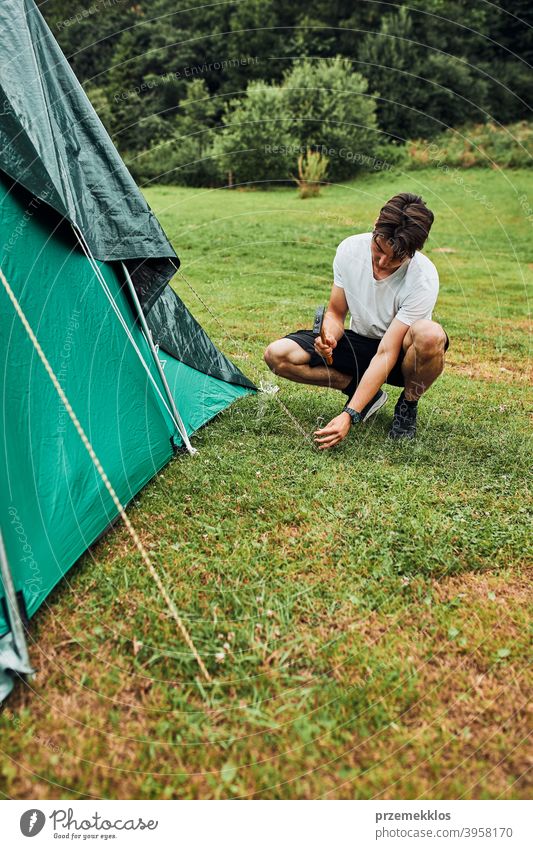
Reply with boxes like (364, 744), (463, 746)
(432, 568), (532, 606)
(447, 357), (531, 384)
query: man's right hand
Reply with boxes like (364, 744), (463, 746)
(314, 332), (337, 360)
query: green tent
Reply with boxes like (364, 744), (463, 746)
(0, 0), (255, 699)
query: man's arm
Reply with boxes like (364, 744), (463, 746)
(314, 284), (348, 359)
(314, 318), (409, 450)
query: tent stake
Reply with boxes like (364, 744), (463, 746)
(0, 530), (32, 672)
(121, 263), (197, 456)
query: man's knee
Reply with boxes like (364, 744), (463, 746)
(409, 320), (447, 360)
(264, 338), (311, 376)
(264, 340), (291, 375)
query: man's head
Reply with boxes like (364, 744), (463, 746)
(371, 193), (434, 274)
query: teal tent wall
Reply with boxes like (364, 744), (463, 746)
(0, 0), (255, 700)
(0, 175), (175, 637)
(0, 174), (251, 644)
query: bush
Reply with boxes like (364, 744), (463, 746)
(212, 82), (296, 187)
(128, 133), (220, 187)
(407, 122), (533, 169)
(282, 57), (383, 180)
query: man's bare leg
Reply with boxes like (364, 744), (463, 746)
(264, 338), (352, 391)
(390, 319), (447, 439)
(401, 319), (447, 400)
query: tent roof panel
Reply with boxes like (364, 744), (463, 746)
(0, 0), (177, 263)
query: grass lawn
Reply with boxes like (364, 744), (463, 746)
(1, 168), (531, 800)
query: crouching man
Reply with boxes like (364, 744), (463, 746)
(264, 192), (448, 448)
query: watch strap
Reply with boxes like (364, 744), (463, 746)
(343, 405), (362, 425)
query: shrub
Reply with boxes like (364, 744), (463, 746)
(479, 61), (532, 126)
(282, 57), (384, 180)
(293, 149), (329, 198)
(128, 133), (220, 187)
(407, 122), (533, 169)
(212, 82), (296, 187)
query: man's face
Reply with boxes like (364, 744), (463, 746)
(371, 233), (409, 277)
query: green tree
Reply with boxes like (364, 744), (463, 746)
(129, 80), (219, 187)
(213, 82), (296, 186)
(358, 7), (489, 140)
(282, 57), (383, 179)
(478, 0), (532, 122)
(178, 79), (217, 146)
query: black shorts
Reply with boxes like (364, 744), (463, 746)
(285, 328), (450, 388)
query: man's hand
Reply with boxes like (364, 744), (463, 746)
(314, 411), (351, 450)
(314, 332), (337, 361)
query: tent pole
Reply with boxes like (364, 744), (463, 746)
(0, 529), (32, 671)
(121, 263), (197, 456)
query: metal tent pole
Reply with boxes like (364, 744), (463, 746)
(0, 529), (32, 671)
(121, 262), (197, 456)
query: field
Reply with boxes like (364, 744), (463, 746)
(1, 168), (531, 800)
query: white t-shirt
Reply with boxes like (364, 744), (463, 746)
(333, 233), (439, 339)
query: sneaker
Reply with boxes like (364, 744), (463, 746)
(389, 391), (418, 440)
(361, 389), (388, 422)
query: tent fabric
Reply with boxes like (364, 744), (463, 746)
(0, 0), (256, 697)
(0, 0), (255, 391)
(0, 633), (34, 702)
(0, 172), (252, 644)
(0, 0), (176, 265)
(0, 173), (180, 638)
(147, 285), (254, 390)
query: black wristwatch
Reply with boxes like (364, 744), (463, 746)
(342, 405), (362, 426)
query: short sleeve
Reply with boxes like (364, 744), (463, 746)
(396, 276), (439, 327)
(332, 247), (344, 287)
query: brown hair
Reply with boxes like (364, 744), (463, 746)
(373, 193), (434, 259)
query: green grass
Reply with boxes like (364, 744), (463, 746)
(1, 169), (531, 800)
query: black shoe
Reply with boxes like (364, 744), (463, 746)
(389, 391), (418, 440)
(361, 389), (388, 422)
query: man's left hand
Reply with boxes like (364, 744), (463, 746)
(314, 412), (352, 450)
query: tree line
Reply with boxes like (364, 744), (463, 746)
(43, 1), (532, 186)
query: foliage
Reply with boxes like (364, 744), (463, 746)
(282, 57), (383, 180)
(41, 0), (138, 81)
(358, 7), (490, 141)
(212, 58), (395, 188)
(128, 80), (220, 187)
(293, 149), (329, 198)
(83, 86), (114, 137)
(213, 82), (296, 187)
(42, 0), (532, 167)
(407, 122), (533, 169)
(478, 60), (533, 126)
